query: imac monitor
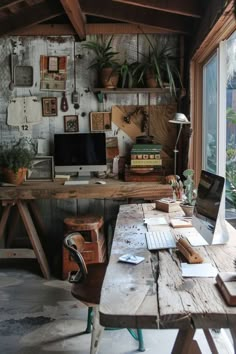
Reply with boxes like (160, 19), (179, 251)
(54, 133), (107, 177)
(192, 170), (229, 245)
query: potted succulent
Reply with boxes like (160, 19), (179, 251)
(0, 137), (37, 185)
(180, 169), (198, 216)
(82, 36), (120, 88)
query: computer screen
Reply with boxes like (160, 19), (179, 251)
(192, 170), (229, 245)
(54, 133), (107, 176)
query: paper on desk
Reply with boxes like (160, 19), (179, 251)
(143, 217), (168, 225)
(181, 262), (218, 278)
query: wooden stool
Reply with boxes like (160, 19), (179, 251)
(62, 215), (106, 280)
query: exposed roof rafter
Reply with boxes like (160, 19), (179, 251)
(4, 0), (64, 36)
(60, 0), (86, 39)
(79, 0), (193, 35)
(112, 0), (202, 18)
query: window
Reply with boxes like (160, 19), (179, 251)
(203, 54), (218, 173)
(191, 7), (236, 219)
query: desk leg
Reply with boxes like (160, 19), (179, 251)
(0, 203), (13, 242)
(90, 306), (104, 354)
(171, 328), (195, 354)
(17, 200), (50, 280)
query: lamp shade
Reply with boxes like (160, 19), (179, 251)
(169, 113), (190, 124)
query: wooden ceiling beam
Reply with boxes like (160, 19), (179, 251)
(112, 0), (202, 18)
(0, 0), (24, 11)
(85, 23), (173, 35)
(79, 0), (193, 34)
(60, 0), (86, 40)
(0, 0), (64, 36)
(9, 24), (76, 36)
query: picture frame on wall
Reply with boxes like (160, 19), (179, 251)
(64, 115), (79, 132)
(90, 112), (112, 132)
(42, 97), (57, 116)
(26, 156), (54, 181)
(48, 56), (59, 72)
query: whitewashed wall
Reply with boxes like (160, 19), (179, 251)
(0, 34), (178, 271)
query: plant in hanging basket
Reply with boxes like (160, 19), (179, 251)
(0, 137), (37, 184)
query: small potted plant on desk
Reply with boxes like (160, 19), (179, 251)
(0, 137), (37, 185)
(180, 169), (197, 217)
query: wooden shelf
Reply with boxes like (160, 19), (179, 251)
(93, 87), (185, 102)
(93, 87), (173, 94)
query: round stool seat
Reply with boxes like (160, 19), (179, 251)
(64, 216), (103, 231)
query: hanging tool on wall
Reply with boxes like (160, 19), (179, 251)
(61, 91), (68, 112)
(71, 41), (80, 109)
(123, 106), (149, 133)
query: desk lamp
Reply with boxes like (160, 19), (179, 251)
(169, 113), (190, 176)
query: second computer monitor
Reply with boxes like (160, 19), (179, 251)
(192, 170), (229, 245)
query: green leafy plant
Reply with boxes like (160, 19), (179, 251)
(182, 169), (197, 206)
(119, 60), (141, 88)
(0, 138), (37, 173)
(82, 36), (119, 71)
(133, 35), (183, 95)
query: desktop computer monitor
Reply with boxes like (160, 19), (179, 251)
(192, 170), (229, 245)
(54, 133), (107, 177)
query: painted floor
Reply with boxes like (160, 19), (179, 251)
(0, 261), (234, 354)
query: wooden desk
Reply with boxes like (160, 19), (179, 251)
(0, 179), (172, 200)
(0, 181), (172, 279)
(99, 203), (236, 353)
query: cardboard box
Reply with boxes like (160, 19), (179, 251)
(155, 199), (180, 213)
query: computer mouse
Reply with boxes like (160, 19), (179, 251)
(95, 181), (106, 184)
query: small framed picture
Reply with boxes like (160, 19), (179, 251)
(42, 97), (57, 116)
(48, 56), (59, 72)
(90, 112), (112, 132)
(26, 156), (54, 181)
(64, 115), (79, 132)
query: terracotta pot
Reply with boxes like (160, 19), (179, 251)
(100, 67), (119, 88)
(180, 203), (194, 217)
(2, 167), (27, 185)
(145, 70), (158, 88)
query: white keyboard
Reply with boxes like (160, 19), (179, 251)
(64, 180), (89, 185)
(146, 230), (176, 250)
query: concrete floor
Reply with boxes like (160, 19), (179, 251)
(0, 261), (234, 354)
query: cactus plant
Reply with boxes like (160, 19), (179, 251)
(182, 169), (197, 206)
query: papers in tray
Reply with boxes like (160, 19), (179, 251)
(181, 262), (218, 278)
(119, 254), (145, 265)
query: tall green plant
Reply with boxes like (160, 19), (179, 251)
(82, 36), (119, 70)
(134, 34), (183, 96)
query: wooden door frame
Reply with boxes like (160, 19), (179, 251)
(190, 1), (236, 184)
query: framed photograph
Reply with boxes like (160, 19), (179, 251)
(48, 56), (59, 72)
(42, 97), (57, 116)
(90, 112), (112, 132)
(64, 115), (79, 132)
(26, 156), (54, 181)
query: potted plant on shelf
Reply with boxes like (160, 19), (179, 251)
(180, 169), (198, 216)
(133, 35), (183, 96)
(0, 137), (37, 185)
(82, 36), (120, 88)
